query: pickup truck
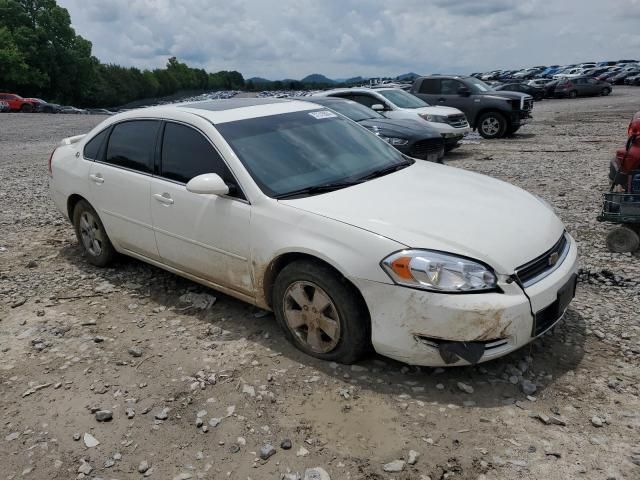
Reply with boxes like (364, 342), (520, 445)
(410, 75), (533, 139)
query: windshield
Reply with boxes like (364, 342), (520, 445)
(312, 100), (383, 122)
(465, 77), (493, 93)
(216, 109), (409, 198)
(377, 89), (428, 109)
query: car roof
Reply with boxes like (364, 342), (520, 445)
(101, 98), (320, 125)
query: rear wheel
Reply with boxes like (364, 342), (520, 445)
(72, 200), (116, 267)
(606, 226), (640, 253)
(272, 260), (370, 364)
(477, 111), (507, 139)
(568, 90), (578, 99)
(20, 103), (33, 112)
(601, 87), (611, 96)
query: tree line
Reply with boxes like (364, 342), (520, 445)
(0, 0), (244, 107)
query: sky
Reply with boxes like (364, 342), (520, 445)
(57, 0), (640, 80)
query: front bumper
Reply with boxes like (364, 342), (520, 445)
(353, 235), (579, 367)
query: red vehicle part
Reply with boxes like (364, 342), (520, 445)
(609, 112), (640, 193)
(0, 93), (34, 112)
(628, 111), (640, 137)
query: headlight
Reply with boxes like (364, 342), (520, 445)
(380, 136), (409, 146)
(381, 250), (498, 292)
(419, 114), (448, 123)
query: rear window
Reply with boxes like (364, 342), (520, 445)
(83, 129), (109, 160)
(105, 120), (160, 173)
(418, 79), (439, 94)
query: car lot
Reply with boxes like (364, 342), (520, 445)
(1, 88), (639, 479)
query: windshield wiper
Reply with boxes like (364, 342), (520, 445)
(274, 180), (360, 199)
(354, 161), (412, 182)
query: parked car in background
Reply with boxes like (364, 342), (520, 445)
(296, 96), (445, 162)
(61, 106), (89, 114)
(554, 76), (612, 98)
(0, 100), (9, 112)
(88, 108), (115, 115)
(527, 78), (554, 88)
(493, 83), (545, 100)
(543, 80), (560, 98)
(610, 68), (640, 85)
(49, 98), (578, 366)
(26, 98), (62, 113)
(624, 74), (640, 86)
(0, 93), (35, 112)
(410, 75), (533, 138)
(314, 88), (470, 151)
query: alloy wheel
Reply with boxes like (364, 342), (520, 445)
(79, 211), (104, 256)
(481, 117), (501, 136)
(283, 281), (341, 353)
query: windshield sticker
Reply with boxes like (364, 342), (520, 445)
(309, 110), (337, 119)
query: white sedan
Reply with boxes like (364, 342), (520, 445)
(49, 98), (578, 366)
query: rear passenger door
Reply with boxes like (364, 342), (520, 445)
(149, 121), (253, 294)
(88, 120), (161, 260)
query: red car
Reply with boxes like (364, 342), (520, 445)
(0, 93), (35, 112)
(610, 111), (640, 192)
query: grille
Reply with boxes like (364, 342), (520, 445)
(447, 114), (469, 128)
(410, 138), (444, 159)
(522, 98), (534, 111)
(515, 233), (568, 286)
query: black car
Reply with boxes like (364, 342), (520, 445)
(296, 96), (445, 162)
(27, 98), (62, 113)
(494, 83), (545, 101)
(610, 70), (640, 85)
(543, 80), (560, 98)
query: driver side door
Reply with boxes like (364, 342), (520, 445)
(149, 121), (253, 295)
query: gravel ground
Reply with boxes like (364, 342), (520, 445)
(1, 89), (639, 480)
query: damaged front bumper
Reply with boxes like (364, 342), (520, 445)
(352, 235), (579, 367)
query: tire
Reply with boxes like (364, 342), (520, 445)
(272, 260), (371, 364)
(20, 103), (33, 112)
(568, 90), (578, 99)
(601, 87), (611, 96)
(606, 226), (640, 253)
(477, 111), (507, 139)
(72, 200), (116, 267)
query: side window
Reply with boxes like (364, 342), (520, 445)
(441, 79), (464, 95)
(105, 120), (159, 173)
(418, 79), (440, 94)
(351, 94), (381, 108)
(83, 129), (109, 160)
(161, 122), (244, 199)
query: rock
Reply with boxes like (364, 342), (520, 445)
(73, 433), (81, 441)
(126, 408), (135, 419)
(281, 438), (292, 450)
(179, 292), (216, 310)
(593, 330), (606, 339)
(521, 380), (537, 396)
(138, 460), (150, 473)
(195, 417), (204, 428)
(408, 450), (420, 465)
(5, 432), (20, 441)
(128, 346), (143, 357)
(155, 408), (170, 420)
(208, 417), (221, 427)
(95, 410), (113, 422)
(591, 416), (604, 427)
(304, 467), (331, 480)
(297, 446), (310, 457)
(242, 384), (256, 397)
(457, 382), (474, 394)
(383, 460), (406, 472)
(173, 474), (193, 480)
(78, 460), (92, 475)
(260, 443), (276, 460)
(83, 432), (99, 448)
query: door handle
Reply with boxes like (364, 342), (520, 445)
(438, 98), (446, 102)
(89, 173), (104, 184)
(153, 193), (174, 205)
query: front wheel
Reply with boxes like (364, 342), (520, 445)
(72, 200), (116, 267)
(601, 87), (611, 96)
(568, 90), (578, 99)
(606, 226), (639, 253)
(272, 260), (371, 364)
(477, 112), (507, 139)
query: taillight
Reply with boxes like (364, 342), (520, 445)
(48, 147), (57, 177)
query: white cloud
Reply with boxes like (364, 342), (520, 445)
(58, 0), (640, 79)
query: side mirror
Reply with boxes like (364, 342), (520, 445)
(186, 173), (229, 196)
(371, 103), (386, 111)
(457, 86), (471, 96)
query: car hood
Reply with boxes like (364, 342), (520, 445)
(358, 118), (441, 139)
(411, 105), (465, 116)
(279, 162), (565, 274)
